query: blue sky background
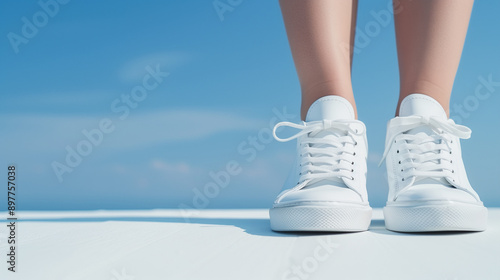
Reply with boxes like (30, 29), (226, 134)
(0, 0), (499, 210)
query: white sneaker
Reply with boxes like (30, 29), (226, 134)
(269, 96), (372, 232)
(381, 94), (488, 232)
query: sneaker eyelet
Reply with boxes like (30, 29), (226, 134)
(398, 161), (401, 164)
(402, 178), (405, 181)
(351, 161), (355, 165)
(353, 152), (356, 156)
(401, 169), (403, 172)
(397, 150), (399, 153)
(452, 170), (455, 173)
(351, 169), (354, 172)
(450, 160), (453, 163)
(351, 176), (354, 180)
(354, 141), (358, 146)
(449, 151), (452, 154)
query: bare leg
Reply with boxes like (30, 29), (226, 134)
(279, 0), (358, 120)
(394, 0), (474, 116)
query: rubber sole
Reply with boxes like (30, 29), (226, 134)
(384, 201), (488, 232)
(270, 204), (372, 232)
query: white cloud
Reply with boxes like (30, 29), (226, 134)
(103, 109), (265, 150)
(0, 109), (265, 157)
(118, 51), (191, 82)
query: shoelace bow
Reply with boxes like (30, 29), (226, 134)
(273, 119), (365, 188)
(379, 116), (471, 182)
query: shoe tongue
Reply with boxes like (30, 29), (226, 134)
(399, 94), (450, 185)
(304, 96), (355, 188)
(399, 94), (447, 135)
(306, 95), (355, 122)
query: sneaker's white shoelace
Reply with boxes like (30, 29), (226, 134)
(273, 120), (365, 190)
(379, 116), (471, 182)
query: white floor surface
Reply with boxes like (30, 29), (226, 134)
(1, 208), (499, 280)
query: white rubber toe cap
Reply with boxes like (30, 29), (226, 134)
(276, 184), (364, 206)
(394, 184), (479, 204)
